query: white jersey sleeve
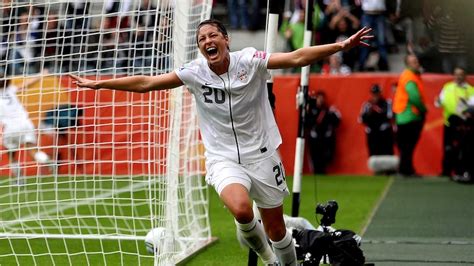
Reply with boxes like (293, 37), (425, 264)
(240, 47), (271, 81)
(174, 60), (201, 94)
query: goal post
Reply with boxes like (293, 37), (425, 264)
(0, 1), (213, 265)
(292, 0), (314, 218)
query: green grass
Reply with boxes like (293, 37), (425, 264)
(0, 176), (157, 265)
(0, 175), (389, 265)
(185, 175), (390, 266)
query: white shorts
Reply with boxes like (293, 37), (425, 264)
(206, 152), (290, 209)
(2, 120), (37, 150)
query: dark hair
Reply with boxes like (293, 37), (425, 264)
(370, 84), (381, 94)
(196, 19), (228, 44)
(315, 90), (326, 98)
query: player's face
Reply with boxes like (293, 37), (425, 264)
(197, 24), (229, 67)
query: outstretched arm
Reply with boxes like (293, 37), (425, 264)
(268, 27), (372, 69)
(69, 72), (184, 93)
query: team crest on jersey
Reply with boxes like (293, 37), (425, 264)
(253, 51), (266, 59)
(237, 69), (248, 82)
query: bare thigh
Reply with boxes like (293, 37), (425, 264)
(220, 183), (254, 223)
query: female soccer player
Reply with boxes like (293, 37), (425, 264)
(70, 19), (372, 265)
(0, 73), (52, 183)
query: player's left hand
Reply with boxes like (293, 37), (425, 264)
(342, 27), (373, 51)
(69, 74), (99, 89)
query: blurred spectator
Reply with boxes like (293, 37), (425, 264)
(1, 5), (15, 43)
(62, 1), (91, 72)
(318, 0), (361, 24)
(435, 67), (474, 177)
(358, 0), (389, 71)
(393, 54), (427, 177)
(103, 0), (133, 70)
(359, 84), (394, 156)
(84, 20), (101, 70)
(326, 8), (359, 68)
(321, 53), (351, 75)
(130, 0), (158, 69)
(426, 3), (467, 74)
(248, 0), (263, 31)
(227, 0), (249, 30)
(386, 0), (424, 54)
(305, 91), (341, 174)
(0, 72), (52, 183)
(317, 0), (361, 45)
(279, 1), (323, 72)
(154, 8), (174, 71)
(450, 107), (474, 183)
(134, 0), (157, 38)
(64, 1), (90, 30)
(327, 6), (360, 40)
(10, 10), (39, 74)
(104, 0), (132, 29)
(100, 18), (125, 70)
(30, 6), (45, 71)
(29, 6), (44, 39)
(280, 8), (306, 52)
(42, 13), (62, 70)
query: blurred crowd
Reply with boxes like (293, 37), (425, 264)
(216, 0), (473, 74)
(286, 0), (470, 74)
(0, 0), (173, 76)
(1, 0), (472, 76)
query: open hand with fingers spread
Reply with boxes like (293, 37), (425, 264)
(342, 27), (373, 51)
(69, 74), (99, 89)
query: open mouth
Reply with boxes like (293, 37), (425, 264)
(206, 47), (218, 58)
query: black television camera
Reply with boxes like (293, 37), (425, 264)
(293, 200), (367, 265)
(316, 200), (338, 227)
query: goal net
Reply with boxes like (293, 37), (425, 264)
(0, 0), (213, 265)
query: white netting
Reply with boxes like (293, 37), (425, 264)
(0, 0), (213, 265)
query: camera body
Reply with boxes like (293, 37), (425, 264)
(315, 200), (338, 226)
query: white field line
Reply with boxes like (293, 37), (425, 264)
(0, 232), (209, 242)
(360, 176), (394, 236)
(0, 232), (146, 241)
(0, 179), (158, 230)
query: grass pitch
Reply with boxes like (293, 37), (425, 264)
(0, 175), (389, 265)
(0, 176), (157, 265)
(187, 175), (390, 265)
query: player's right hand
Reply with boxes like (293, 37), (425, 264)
(69, 74), (99, 89)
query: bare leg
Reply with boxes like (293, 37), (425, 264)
(260, 206), (297, 266)
(24, 143), (54, 174)
(8, 151), (22, 184)
(220, 184), (277, 264)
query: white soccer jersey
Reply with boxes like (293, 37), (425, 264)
(0, 85), (30, 127)
(175, 47), (282, 164)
